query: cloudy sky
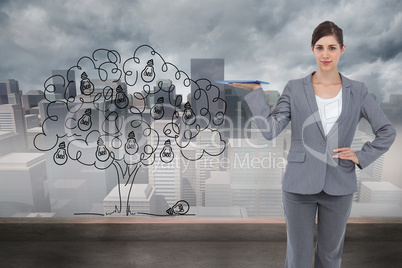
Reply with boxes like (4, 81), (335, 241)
(1, 0), (402, 187)
(1, 0), (402, 103)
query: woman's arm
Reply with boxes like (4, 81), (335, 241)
(354, 83), (397, 169)
(233, 81), (292, 141)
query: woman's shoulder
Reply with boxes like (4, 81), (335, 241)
(284, 76), (306, 89)
(340, 74), (368, 97)
(340, 74), (364, 87)
(284, 72), (367, 96)
(285, 72), (314, 87)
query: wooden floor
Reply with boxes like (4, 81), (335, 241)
(1, 217), (401, 267)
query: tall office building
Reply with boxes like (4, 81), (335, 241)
(38, 95), (111, 216)
(380, 93), (402, 124)
(190, 59), (225, 118)
(224, 86), (251, 139)
(25, 114), (40, 129)
(148, 119), (181, 206)
(22, 90), (44, 114)
(352, 128), (386, 202)
(0, 131), (25, 157)
(90, 79), (127, 98)
(205, 171), (231, 207)
(143, 79), (177, 119)
(51, 70), (77, 100)
(192, 130), (224, 206)
(228, 136), (285, 217)
(360, 181), (402, 204)
(0, 82), (7, 104)
(89, 79), (129, 122)
(0, 104), (27, 152)
(224, 87), (280, 139)
(180, 146), (197, 206)
(0, 79), (22, 105)
(224, 90), (286, 217)
(0, 153), (50, 216)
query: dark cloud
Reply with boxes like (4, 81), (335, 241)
(0, 0), (401, 103)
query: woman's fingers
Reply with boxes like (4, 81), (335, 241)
(228, 83), (261, 91)
(332, 147), (359, 164)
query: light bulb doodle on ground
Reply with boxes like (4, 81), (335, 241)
(34, 45), (227, 216)
(136, 200), (194, 217)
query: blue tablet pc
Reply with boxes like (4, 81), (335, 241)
(214, 80), (270, 85)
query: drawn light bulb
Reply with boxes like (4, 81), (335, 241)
(160, 139), (174, 163)
(125, 131), (139, 155)
(183, 101), (196, 125)
(78, 108), (92, 131)
(141, 59), (155, 83)
(115, 85), (129, 109)
(80, 72), (94, 95)
(151, 97), (164, 120)
(166, 200), (190, 215)
(53, 141), (68, 165)
(96, 138), (110, 162)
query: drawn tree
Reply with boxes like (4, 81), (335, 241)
(34, 45), (227, 216)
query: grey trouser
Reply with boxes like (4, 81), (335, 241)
(282, 190), (354, 268)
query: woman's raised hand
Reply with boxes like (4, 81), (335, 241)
(228, 83), (261, 91)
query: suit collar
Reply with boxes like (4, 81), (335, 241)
(303, 71), (351, 139)
(303, 71), (351, 88)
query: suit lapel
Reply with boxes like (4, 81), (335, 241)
(327, 74), (351, 138)
(304, 72), (326, 138)
(303, 72), (351, 139)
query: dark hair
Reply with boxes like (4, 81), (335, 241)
(311, 21), (343, 47)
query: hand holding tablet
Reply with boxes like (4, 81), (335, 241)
(215, 80), (269, 91)
(214, 80), (269, 85)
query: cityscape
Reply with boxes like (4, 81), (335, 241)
(0, 56), (401, 218)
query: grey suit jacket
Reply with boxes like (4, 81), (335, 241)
(244, 72), (396, 195)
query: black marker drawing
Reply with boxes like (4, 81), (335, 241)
(115, 85), (129, 109)
(141, 59), (156, 83)
(78, 108), (92, 131)
(80, 72), (94, 95)
(34, 45), (227, 216)
(53, 141), (68, 165)
(136, 200), (194, 217)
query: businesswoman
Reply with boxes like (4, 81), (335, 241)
(231, 21), (396, 267)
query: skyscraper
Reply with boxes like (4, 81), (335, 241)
(51, 70), (77, 100)
(22, 90), (44, 113)
(149, 119), (181, 206)
(0, 153), (50, 216)
(0, 79), (22, 105)
(148, 79), (177, 119)
(0, 104), (27, 152)
(190, 59), (225, 118)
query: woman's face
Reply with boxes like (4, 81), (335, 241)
(311, 35), (345, 72)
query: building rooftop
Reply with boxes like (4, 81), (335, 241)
(362, 181), (402, 191)
(205, 171), (230, 184)
(0, 131), (13, 136)
(27, 127), (42, 133)
(104, 184), (155, 202)
(26, 90), (44, 95)
(0, 153), (45, 168)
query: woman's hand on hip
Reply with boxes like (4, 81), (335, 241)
(332, 147), (360, 164)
